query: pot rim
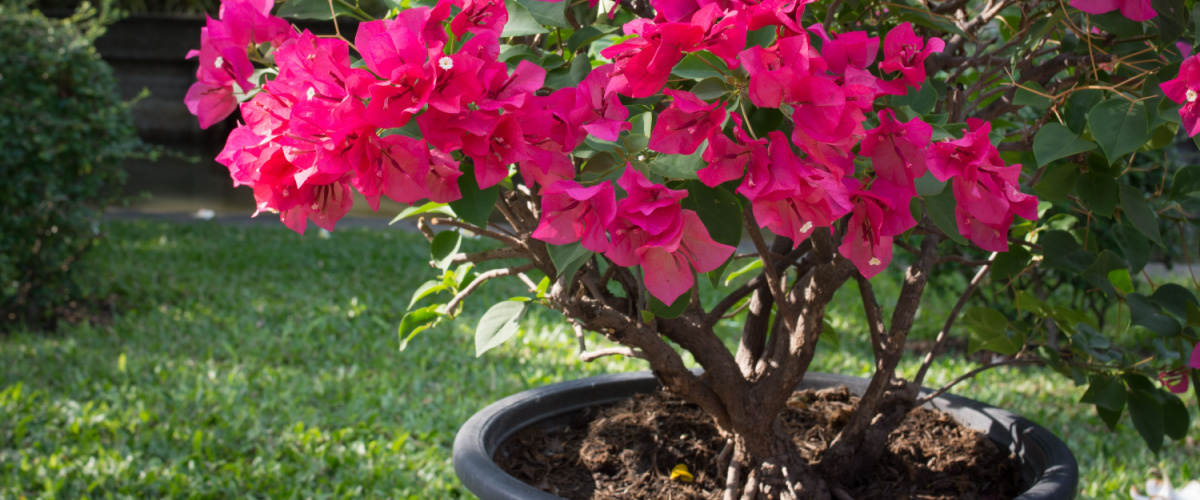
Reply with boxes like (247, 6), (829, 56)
(452, 371), (1079, 500)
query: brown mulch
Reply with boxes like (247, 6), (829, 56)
(495, 387), (1022, 500)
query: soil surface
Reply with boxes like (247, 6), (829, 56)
(496, 387), (1021, 500)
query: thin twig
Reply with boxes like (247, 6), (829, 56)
(916, 358), (1041, 405)
(913, 255), (994, 388)
(429, 217), (522, 247)
(580, 346), (648, 362)
(443, 264), (536, 314)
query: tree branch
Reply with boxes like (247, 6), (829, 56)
(913, 255), (994, 388)
(444, 263), (537, 314)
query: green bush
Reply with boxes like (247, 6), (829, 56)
(31, 0), (220, 15)
(0, 2), (139, 329)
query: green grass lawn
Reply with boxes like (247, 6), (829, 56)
(1, 220), (1196, 498)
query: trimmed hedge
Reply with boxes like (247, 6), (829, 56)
(0, 2), (140, 329)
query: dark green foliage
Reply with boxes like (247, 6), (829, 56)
(32, 0), (221, 15)
(0, 3), (139, 329)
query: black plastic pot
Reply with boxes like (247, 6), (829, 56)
(453, 371), (1079, 500)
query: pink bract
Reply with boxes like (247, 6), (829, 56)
(1069, 0), (1155, 21)
(532, 181), (618, 252)
(1161, 56), (1200, 137)
(649, 89), (727, 155)
(879, 22), (945, 89)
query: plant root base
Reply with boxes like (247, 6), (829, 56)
(495, 387), (1021, 500)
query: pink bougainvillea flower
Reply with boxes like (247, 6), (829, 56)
(606, 168), (734, 304)
(532, 180), (617, 252)
(477, 60), (546, 111)
(745, 132), (852, 246)
(687, 4), (747, 68)
(952, 165), (1038, 252)
(603, 21), (704, 98)
(737, 34), (824, 109)
(1158, 368), (1190, 394)
(649, 89), (726, 155)
(450, 0), (507, 36)
(638, 211), (735, 304)
(879, 22), (945, 89)
(214, 0), (293, 47)
(820, 30), (879, 76)
(699, 114), (767, 187)
(1160, 55), (1200, 137)
(1070, 0), (1155, 21)
(427, 51), (486, 114)
(859, 108), (932, 208)
(926, 118), (1000, 182)
(185, 81), (239, 129)
(570, 65), (632, 142)
(462, 113), (529, 188)
(838, 190), (915, 279)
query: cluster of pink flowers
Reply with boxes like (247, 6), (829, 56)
(1069, 0), (1155, 22)
(189, 0), (1047, 302)
(185, 0), (294, 128)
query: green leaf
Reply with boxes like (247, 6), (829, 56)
(1033, 163), (1081, 201)
(475, 301), (528, 356)
(707, 258), (734, 288)
(725, 259), (762, 285)
(1075, 172), (1119, 218)
(1151, 0), (1187, 48)
(1040, 230), (1095, 272)
(568, 25), (618, 52)
(1081, 374), (1128, 411)
(392, 202), (455, 224)
(682, 181), (742, 247)
(1150, 284), (1199, 321)
(547, 242), (592, 282)
(913, 171), (946, 196)
(648, 291), (689, 319)
(409, 280), (449, 309)
(1096, 405), (1123, 432)
(1118, 183), (1164, 247)
(887, 77), (937, 116)
(514, 0), (569, 28)
(449, 162), (500, 229)
(430, 231), (461, 271)
(923, 187), (967, 245)
(1128, 293), (1182, 337)
(1066, 90), (1103, 135)
(1157, 389), (1190, 440)
(1170, 165), (1200, 200)
(964, 307), (1022, 355)
(276, 0), (357, 19)
(399, 305), (443, 350)
(1014, 81), (1053, 108)
(502, 1), (549, 37)
(1113, 222), (1150, 273)
(1033, 124), (1097, 167)
(671, 51), (728, 80)
(691, 77), (729, 101)
(648, 143), (706, 179)
(1108, 269), (1134, 294)
(1088, 99), (1150, 164)
(1074, 323), (1113, 361)
(1126, 385), (1164, 454)
(991, 246), (1031, 281)
(1082, 250), (1128, 298)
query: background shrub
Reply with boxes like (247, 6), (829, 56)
(0, 1), (140, 329)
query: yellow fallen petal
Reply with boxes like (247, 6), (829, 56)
(670, 463), (694, 483)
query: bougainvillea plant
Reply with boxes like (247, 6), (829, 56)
(190, 0), (1200, 496)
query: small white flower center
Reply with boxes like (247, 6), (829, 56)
(799, 221), (813, 233)
(311, 203), (319, 210)
(306, 87), (316, 101)
(438, 56), (454, 70)
(214, 56), (224, 68)
(868, 257), (882, 266)
(1188, 89), (1197, 103)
